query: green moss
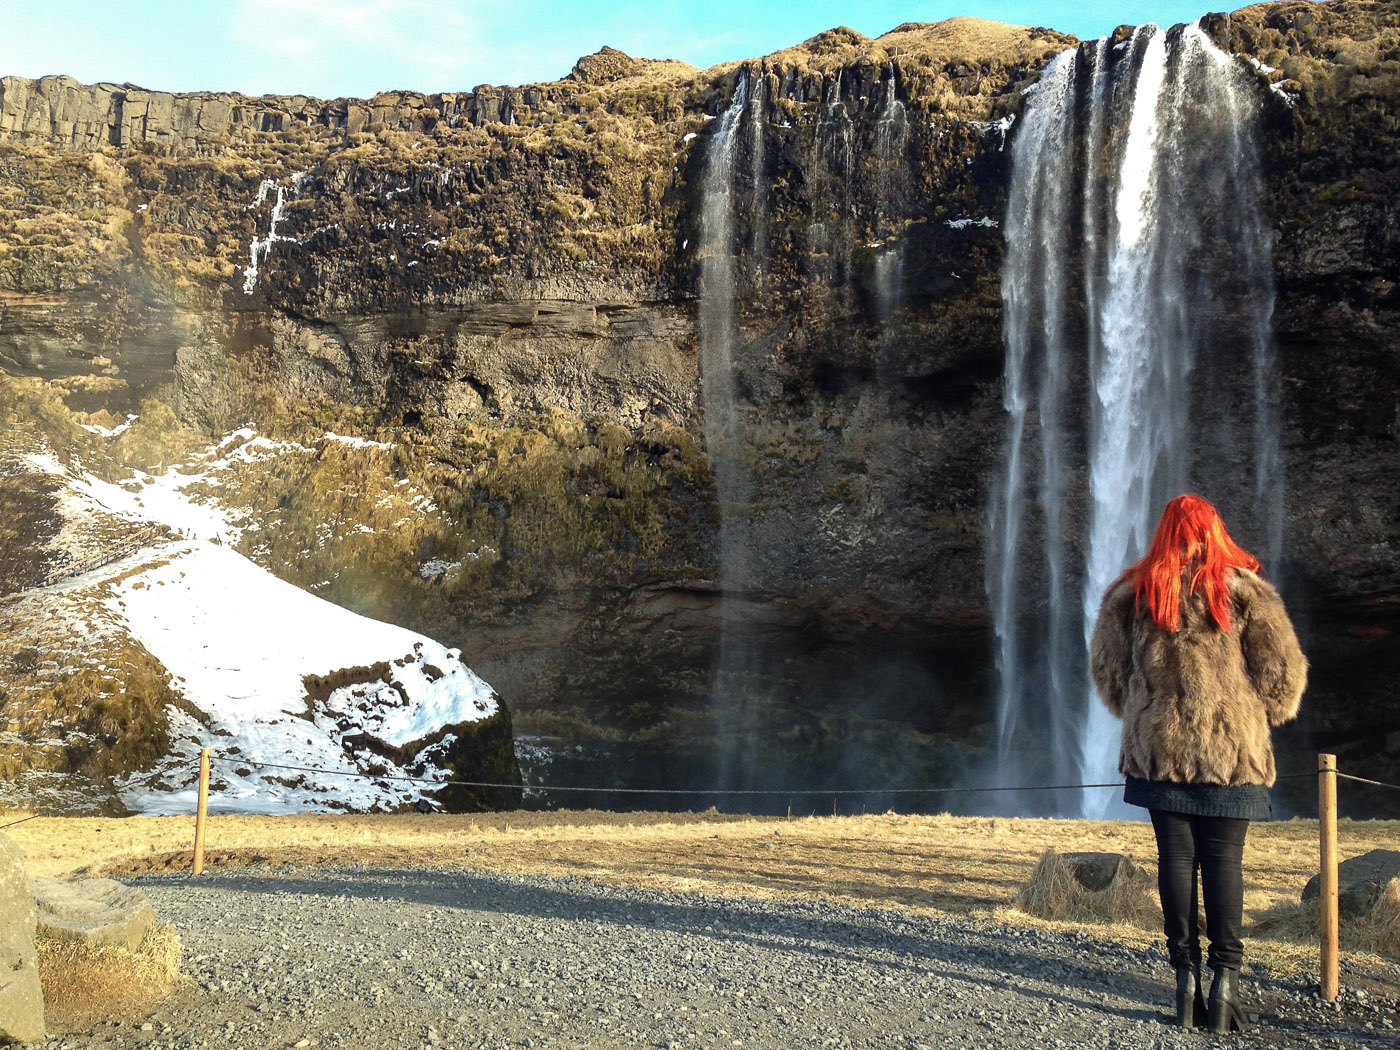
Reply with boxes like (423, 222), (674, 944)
(1314, 179), (1362, 207)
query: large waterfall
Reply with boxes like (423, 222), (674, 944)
(990, 23), (1282, 818)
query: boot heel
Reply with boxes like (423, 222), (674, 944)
(1207, 967), (1246, 1033)
(1175, 965), (1207, 1028)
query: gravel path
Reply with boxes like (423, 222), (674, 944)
(39, 867), (1400, 1050)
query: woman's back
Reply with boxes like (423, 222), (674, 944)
(1090, 565), (1306, 787)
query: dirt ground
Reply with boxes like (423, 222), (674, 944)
(5, 808), (1398, 985)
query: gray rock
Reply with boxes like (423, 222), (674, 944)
(0, 833), (45, 1045)
(1061, 852), (1144, 893)
(29, 876), (157, 950)
(1302, 848), (1400, 919)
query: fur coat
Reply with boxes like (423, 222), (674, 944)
(1090, 567), (1307, 787)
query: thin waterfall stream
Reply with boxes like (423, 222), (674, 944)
(698, 73), (760, 787)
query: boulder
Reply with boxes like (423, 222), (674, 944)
(1061, 852), (1142, 892)
(1302, 849), (1400, 919)
(28, 877), (157, 951)
(1015, 850), (1160, 927)
(0, 833), (45, 1045)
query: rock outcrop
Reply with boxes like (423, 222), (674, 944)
(0, 833), (44, 1045)
(0, 75), (550, 151)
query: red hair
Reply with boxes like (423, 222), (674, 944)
(1124, 494), (1261, 632)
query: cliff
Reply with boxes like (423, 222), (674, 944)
(0, 3), (1396, 813)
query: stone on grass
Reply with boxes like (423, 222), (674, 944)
(1302, 848), (1400, 919)
(29, 876), (157, 950)
(1015, 850), (1160, 928)
(0, 832), (45, 1045)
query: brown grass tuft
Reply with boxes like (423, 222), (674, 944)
(37, 924), (184, 1026)
(1015, 849), (1161, 929)
(1351, 877), (1400, 958)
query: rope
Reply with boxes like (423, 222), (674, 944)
(1337, 772), (1400, 793)
(0, 763), (184, 829)
(120, 765), (184, 790)
(211, 756), (1122, 796)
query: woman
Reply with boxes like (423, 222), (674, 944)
(1090, 494), (1307, 1033)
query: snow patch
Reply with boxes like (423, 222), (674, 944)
(80, 414), (138, 438)
(109, 542), (498, 815)
(322, 431), (394, 451)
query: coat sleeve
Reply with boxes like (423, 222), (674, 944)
(1089, 577), (1136, 718)
(1236, 570), (1308, 726)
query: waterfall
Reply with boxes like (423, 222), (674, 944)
(699, 72), (750, 590)
(747, 73), (768, 267)
(242, 171), (310, 295)
(698, 73), (759, 786)
(872, 63), (908, 320)
(991, 46), (1082, 815)
(991, 24), (1282, 818)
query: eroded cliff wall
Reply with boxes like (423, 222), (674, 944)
(1, 3), (1396, 810)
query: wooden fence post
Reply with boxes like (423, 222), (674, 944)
(192, 748), (210, 876)
(1318, 752), (1339, 1002)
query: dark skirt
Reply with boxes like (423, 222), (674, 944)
(1124, 775), (1273, 821)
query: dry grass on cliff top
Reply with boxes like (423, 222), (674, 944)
(742, 16), (1074, 76)
(6, 808), (1400, 983)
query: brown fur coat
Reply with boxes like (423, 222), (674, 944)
(1090, 567), (1307, 787)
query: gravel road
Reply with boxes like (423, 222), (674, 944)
(38, 866), (1400, 1050)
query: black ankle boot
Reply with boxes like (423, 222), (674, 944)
(1208, 967), (1246, 1033)
(1175, 963), (1207, 1028)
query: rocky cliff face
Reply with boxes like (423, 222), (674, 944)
(1208, 1), (1400, 809)
(1, 4), (1396, 814)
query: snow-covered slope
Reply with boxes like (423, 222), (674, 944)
(110, 540), (499, 814)
(16, 437), (508, 815)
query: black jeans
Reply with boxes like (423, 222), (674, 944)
(1149, 809), (1249, 971)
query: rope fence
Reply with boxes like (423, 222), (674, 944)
(208, 755), (1130, 796)
(0, 765), (174, 831)
(188, 749), (1391, 1004)
(5, 748), (1392, 1005)
(1336, 771), (1400, 792)
(204, 756), (1398, 795)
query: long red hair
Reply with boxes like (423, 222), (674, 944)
(1124, 494), (1261, 632)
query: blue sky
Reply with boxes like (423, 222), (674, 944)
(4, 1), (1223, 98)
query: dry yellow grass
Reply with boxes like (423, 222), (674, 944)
(1358, 878), (1400, 958)
(5, 809), (1398, 984)
(37, 925), (183, 1026)
(1014, 848), (1161, 929)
